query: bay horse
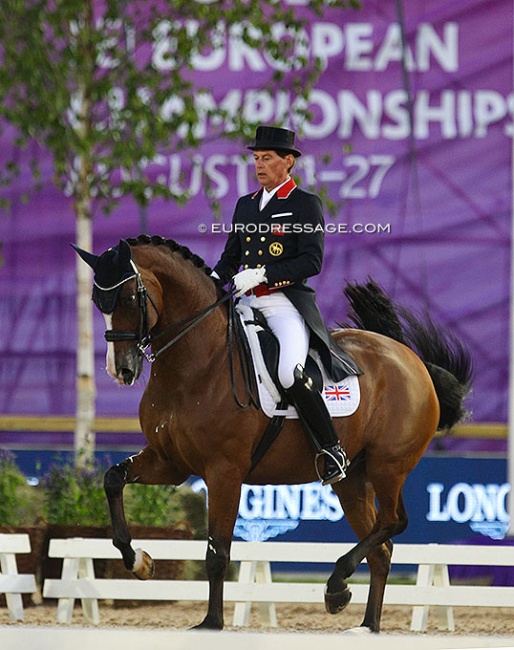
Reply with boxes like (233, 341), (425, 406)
(74, 234), (472, 633)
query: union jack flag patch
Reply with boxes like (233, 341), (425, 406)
(324, 384), (351, 401)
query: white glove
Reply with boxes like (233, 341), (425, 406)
(233, 267), (267, 297)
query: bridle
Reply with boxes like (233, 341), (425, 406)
(101, 260), (234, 364)
(101, 260), (157, 359)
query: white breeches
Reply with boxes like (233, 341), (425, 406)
(241, 292), (309, 389)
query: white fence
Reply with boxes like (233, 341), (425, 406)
(42, 538), (514, 632)
(0, 533), (37, 622)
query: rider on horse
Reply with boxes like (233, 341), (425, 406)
(212, 125), (360, 485)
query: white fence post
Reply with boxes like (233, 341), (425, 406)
(0, 533), (37, 622)
(233, 560), (277, 627)
(411, 563), (455, 632)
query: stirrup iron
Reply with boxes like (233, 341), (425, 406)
(315, 446), (349, 486)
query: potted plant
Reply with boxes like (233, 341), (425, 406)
(42, 454), (110, 530)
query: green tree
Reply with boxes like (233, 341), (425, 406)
(0, 0), (355, 462)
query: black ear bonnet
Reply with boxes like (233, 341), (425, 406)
(72, 239), (136, 314)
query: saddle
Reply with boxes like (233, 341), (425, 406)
(235, 304), (361, 419)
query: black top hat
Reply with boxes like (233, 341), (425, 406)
(247, 126), (302, 157)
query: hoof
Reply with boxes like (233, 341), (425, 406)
(132, 548), (155, 580)
(324, 584), (352, 614)
(342, 626), (373, 635)
(190, 615), (223, 631)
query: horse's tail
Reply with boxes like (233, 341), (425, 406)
(343, 279), (473, 431)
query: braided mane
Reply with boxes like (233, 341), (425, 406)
(126, 234), (213, 276)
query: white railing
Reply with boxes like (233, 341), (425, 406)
(42, 538), (514, 632)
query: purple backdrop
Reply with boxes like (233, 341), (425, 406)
(0, 0), (511, 450)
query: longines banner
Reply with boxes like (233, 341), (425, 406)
(191, 456), (510, 545)
(0, 1), (511, 432)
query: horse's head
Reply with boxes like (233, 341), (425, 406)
(73, 239), (161, 385)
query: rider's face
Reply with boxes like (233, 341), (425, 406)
(253, 150), (294, 192)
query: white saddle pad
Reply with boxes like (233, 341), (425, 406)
(237, 304), (361, 419)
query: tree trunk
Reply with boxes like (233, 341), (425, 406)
(73, 0), (96, 466)
(75, 200), (96, 464)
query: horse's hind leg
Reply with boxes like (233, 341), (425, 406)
(349, 492), (407, 632)
(104, 446), (176, 580)
(327, 459), (407, 632)
(325, 455), (376, 615)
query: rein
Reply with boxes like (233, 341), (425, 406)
(104, 269), (234, 363)
(144, 290), (234, 363)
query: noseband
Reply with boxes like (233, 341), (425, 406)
(102, 260), (233, 363)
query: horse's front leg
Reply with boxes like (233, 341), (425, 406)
(104, 446), (179, 580)
(193, 469), (243, 631)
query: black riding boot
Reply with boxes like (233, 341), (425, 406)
(286, 364), (348, 485)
